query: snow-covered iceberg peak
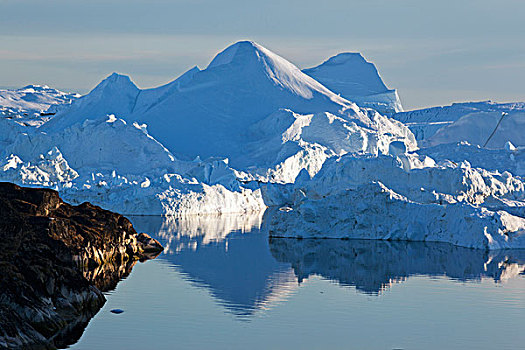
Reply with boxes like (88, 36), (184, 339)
(82, 72), (140, 110)
(45, 40), (377, 160)
(43, 72), (140, 132)
(89, 72), (139, 96)
(305, 52), (388, 94)
(207, 41), (350, 103)
(31, 40), (415, 182)
(304, 52), (403, 115)
(207, 40), (258, 68)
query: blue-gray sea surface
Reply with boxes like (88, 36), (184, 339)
(69, 214), (525, 350)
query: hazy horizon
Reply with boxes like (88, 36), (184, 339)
(1, 0), (524, 110)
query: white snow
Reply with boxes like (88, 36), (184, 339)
(263, 153), (525, 249)
(42, 41), (380, 160)
(303, 53), (403, 115)
(392, 101), (525, 145)
(1, 40), (525, 249)
(1, 148), (79, 187)
(0, 84), (79, 126)
(1, 115), (265, 215)
(418, 142), (525, 177)
(424, 111), (525, 149)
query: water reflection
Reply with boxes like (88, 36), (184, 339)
(130, 214), (297, 319)
(269, 238), (525, 294)
(129, 214), (525, 318)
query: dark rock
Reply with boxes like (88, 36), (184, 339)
(0, 182), (163, 349)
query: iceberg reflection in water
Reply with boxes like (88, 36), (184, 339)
(129, 213), (298, 319)
(269, 237), (525, 294)
(70, 214), (525, 350)
(130, 213), (525, 316)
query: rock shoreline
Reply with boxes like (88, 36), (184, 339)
(0, 182), (163, 349)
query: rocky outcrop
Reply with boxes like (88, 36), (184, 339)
(0, 182), (163, 349)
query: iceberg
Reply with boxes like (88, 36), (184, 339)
(392, 101), (525, 146)
(263, 152), (525, 250)
(0, 41), (414, 216)
(303, 53), (403, 115)
(0, 85), (79, 127)
(1, 40), (525, 249)
(43, 41), (412, 163)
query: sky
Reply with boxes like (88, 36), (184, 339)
(1, 0), (524, 110)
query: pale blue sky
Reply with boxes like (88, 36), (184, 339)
(1, 0), (524, 109)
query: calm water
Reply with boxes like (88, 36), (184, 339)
(70, 214), (525, 350)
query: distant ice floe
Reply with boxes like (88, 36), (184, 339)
(392, 101), (525, 146)
(0, 84), (79, 126)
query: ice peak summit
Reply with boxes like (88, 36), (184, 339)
(206, 40), (348, 102)
(207, 40), (262, 69)
(42, 72), (140, 132)
(318, 52), (369, 66)
(304, 53), (388, 94)
(304, 53), (403, 114)
(92, 73), (138, 93)
(44, 41), (378, 159)
(206, 40), (296, 76)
